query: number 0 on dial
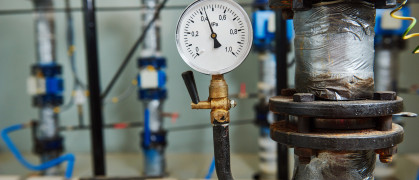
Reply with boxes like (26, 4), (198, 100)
(176, 0), (253, 75)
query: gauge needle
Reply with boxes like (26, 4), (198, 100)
(204, 9), (222, 49)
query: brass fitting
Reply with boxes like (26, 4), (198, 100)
(191, 75), (236, 124)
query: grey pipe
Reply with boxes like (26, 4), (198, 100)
(33, 0), (56, 64)
(293, 2), (376, 100)
(141, 0), (161, 57)
(213, 124), (234, 180)
(37, 107), (59, 139)
(140, 1), (165, 175)
(374, 49), (399, 92)
(33, 0), (60, 175)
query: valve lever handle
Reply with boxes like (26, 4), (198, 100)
(182, 71), (200, 104)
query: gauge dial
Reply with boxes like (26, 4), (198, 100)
(176, 0), (253, 75)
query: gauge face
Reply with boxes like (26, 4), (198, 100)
(176, 0), (253, 75)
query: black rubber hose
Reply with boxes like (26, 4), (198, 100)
(213, 124), (234, 180)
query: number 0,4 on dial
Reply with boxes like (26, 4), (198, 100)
(176, 0), (253, 75)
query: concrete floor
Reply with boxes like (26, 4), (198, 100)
(1, 153), (419, 180)
(0, 153), (258, 180)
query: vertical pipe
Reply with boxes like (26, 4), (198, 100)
(213, 124), (234, 180)
(33, 0), (55, 64)
(81, 0), (106, 176)
(275, 9), (289, 180)
(374, 49), (399, 92)
(33, 0), (60, 175)
(139, 0), (166, 176)
(142, 100), (165, 176)
(38, 107), (60, 175)
(293, 2), (375, 100)
(293, 150), (376, 179)
(141, 0), (161, 57)
(252, 4), (278, 177)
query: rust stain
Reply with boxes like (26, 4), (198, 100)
(271, 121), (400, 137)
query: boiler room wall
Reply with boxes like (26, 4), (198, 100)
(0, 0), (259, 154)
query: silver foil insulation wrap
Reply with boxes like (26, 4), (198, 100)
(293, 150), (376, 180)
(33, 0), (56, 64)
(293, 2), (376, 100)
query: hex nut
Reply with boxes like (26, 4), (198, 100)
(375, 146), (398, 163)
(293, 93), (314, 102)
(374, 91), (396, 100)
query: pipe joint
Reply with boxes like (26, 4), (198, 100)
(190, 75), (235, 124)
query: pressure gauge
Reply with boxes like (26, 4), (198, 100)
(176, 0), (253, 75)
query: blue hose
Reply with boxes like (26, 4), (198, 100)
(1, 124), (75, 179)
(205, 157), (216, 179)
(417, 167), (419, 180)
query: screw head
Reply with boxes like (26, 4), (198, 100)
(295, 147), (314, 164)
(230, 99), (237, 108)
(379, 155), (393, 163)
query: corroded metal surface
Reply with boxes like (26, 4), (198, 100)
(268, 0), (396, 10)
(313, 118), (376, 130)
(269, 95), (403, 118)
(269, 0), (292, 9)
(270, 121), (404, 150)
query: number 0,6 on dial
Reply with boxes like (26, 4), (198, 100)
(176, 0), (253, 75)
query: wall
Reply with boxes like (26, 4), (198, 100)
(0, 0), (418, 155)
(0, 0), (259, 154)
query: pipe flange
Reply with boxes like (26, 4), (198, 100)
(269, 96), (403, 119)
(270, 121), (404, 151)
(268, 0), (397, 10)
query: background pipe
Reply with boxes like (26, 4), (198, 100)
(32, 0), (61, 175)
(275, 9), (289, 180)
(138, 0), (167, 176)
(33, 0), (55, 64)
(81, 0), (106, 176)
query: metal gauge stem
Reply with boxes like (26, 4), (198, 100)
(176, 0), (253, 75)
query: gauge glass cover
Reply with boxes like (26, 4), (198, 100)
(176, 0), (253, 74)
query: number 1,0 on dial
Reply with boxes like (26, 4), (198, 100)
(176, 0), (252, 75)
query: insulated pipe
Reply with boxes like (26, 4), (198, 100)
(81, 0), (106, 176)
(141, 0), (161, 57)
(289, 1), (378, 179)
(375, 49), (399, 92)
(140, 0), (166, 176)
(33, 0), (56, 64)
(293, 2), (375, 100)
(213, 124), (233, 180)
(144, 100), (164, 132)
(32, 0), (60, 175)
(293, 150), (376, 179)
(38, 107), (60, 176)
(142, 99), (165, 176)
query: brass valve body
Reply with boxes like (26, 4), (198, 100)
(191, 74), (235, 124)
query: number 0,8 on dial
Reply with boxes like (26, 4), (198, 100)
(176, 0), (253, 75)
